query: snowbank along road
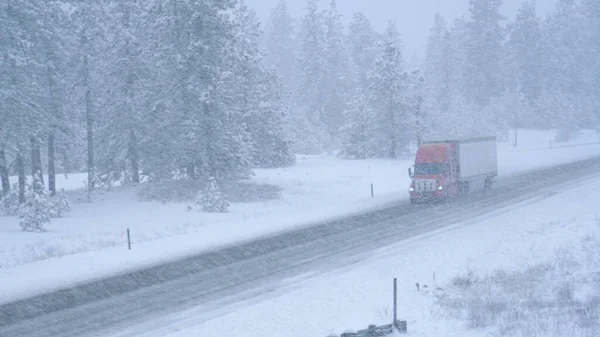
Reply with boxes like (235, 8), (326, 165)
(2, 156), (600, 337)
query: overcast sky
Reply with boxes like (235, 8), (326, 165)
(246, 0), (558, 61)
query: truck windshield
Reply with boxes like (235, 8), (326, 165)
(414, 163), (448, 175)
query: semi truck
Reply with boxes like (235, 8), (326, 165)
(408, 136), (498, 204)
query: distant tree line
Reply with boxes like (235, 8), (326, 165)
(2, 0), (600, 205)
(264, 0), (600, 158)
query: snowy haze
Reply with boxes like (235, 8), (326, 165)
(3, 0), (600, 336)
(247, 0), (558, 58)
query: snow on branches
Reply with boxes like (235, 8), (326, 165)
(18, 172), (52, 232)
(195, 177), (229, 213)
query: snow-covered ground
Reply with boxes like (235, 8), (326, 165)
(107, 158), (600, 337)
(1, 129), (600, 305)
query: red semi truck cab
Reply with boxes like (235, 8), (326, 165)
(409, 137), (497, 204)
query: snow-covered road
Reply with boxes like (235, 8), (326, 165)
(2, 156), (600, 337)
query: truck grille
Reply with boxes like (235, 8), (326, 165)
(415, 179), (437, 192)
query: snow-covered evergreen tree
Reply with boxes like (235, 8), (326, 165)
(19, 171), (51, 232)
(291, 0), (330, 153)
(366, 21), (410, 159)
(465, 0), (505, 109)
(505, 0), (542, 128)
(424, 14), (452, 132)
(264, 0), (297, 89)
(230, 1), (294, 169)
(1, 183), (20, 215)
(539, 0), (586, 134)
(444, 16), (482, 138)
(250, 69), (296, 168)
(405, 68), (426, 145)
(338, 91), (372, 159)
(580, 0), (600, 127)
(141, 0), (254, 180)
(50, 188), (71, 218)
(95, 0), (147, 185)
(347, 12), (379, 93)
(506, 1), (542, 105)
(195, 177), (229, 213)
(321, 0), (352, 144)
(581, 0), (600, 121)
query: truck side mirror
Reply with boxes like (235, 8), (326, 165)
(408, 167), (412, 178)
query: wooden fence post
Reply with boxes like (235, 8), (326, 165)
(393, 278), (397, 323)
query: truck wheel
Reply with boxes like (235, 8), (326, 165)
(410, 199), (417, 205)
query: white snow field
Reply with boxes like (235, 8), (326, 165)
(107, 158), (600, 337)
(0, 129), (600, 304)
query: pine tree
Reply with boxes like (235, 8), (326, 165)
(505, 0), (542, 128)
(250, 69), (296, 168)
(347, 12), (379, 93)
(141, 0), (250, 180)
(1, 183), (19, 215)
(540, 0), (586, 134)
(447, 16), (478, 137)
(424, 14), (452, 130)
(230, 1), (294, 169)
(580, 0), (600, 127)
(35, 0), (70, 196)
(405, 68), (425, 145)
(338, 91), (371, 159)
(50, 188), (71, 218)
(1, 0), (47, 203)
(195, 177), (229, 213)
(367, 21), (410, 158)
(264, 0), (297, 89)
(321, 0), (352, 144)
(465, 0), (505, 109)
(291, 0), (330, 153)
(70, 1), (108, 197)
(506, 1), (542, 105)
(19, 171), (51, 232)
(96, 0), (147, 185)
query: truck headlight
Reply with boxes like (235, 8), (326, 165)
(409, 187), (414, 192)
(438, 185), (443, 190)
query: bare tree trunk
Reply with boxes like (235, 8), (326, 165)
(16, 152), (25, 204)
(122, 5), (140, 184)
(0, 148), (9, 195)
(389, 108), (396, 159)
(203, 101), (215, 179)
(86, 78), (94, 193)
(416, 96), (423, 147)
(129, 129), (140, 183)
(82, 27), (95, 196)
(48, 131), (56, 195)
(187, 162), (196, 181)
(30, 136), (43, 189)
(45, 49), (58, 196)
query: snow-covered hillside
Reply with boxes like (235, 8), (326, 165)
(1, 129), (600, 305)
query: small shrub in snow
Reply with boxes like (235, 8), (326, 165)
(450, 269), (478, 289)
(1, 183), (20, 215)
(50, 189), (71, 218)
(18, 172), (52, 232)
(436, 235), (600, 337)
(195, 177), (229, 213)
